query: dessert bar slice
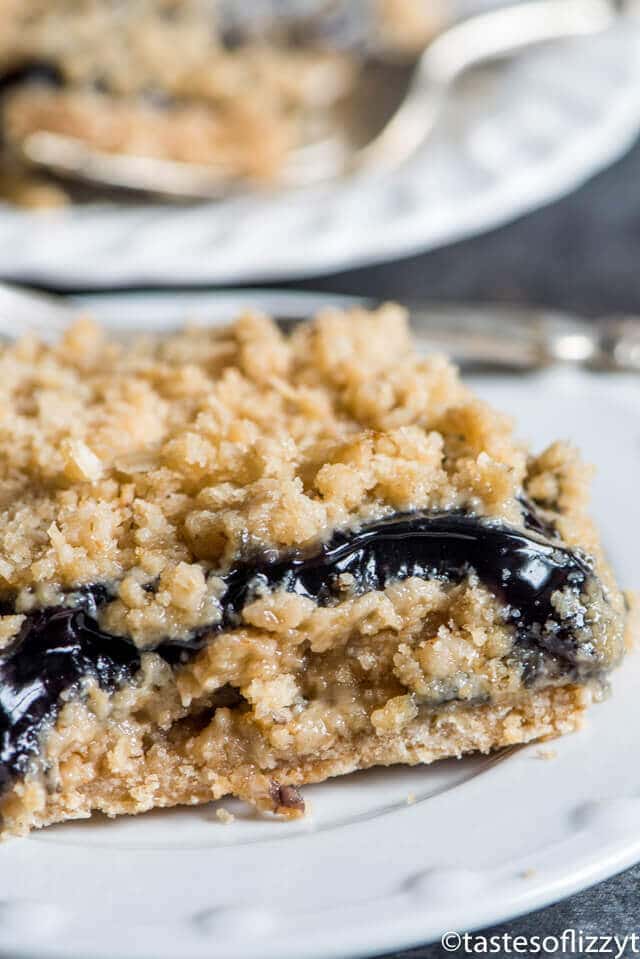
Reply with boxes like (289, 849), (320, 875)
(0, 0), (444, 204)
(0, 305), (627, 836)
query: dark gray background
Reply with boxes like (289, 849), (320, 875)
(280, 134), (640, 318)
(280, 137), (640, 956)
(375, 864), (640, 959)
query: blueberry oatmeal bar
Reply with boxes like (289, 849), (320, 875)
(0, 0), (444, 205)
(0, 305), (628, 837)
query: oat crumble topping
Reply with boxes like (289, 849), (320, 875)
(0, 303), (538, 643)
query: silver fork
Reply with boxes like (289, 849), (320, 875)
(12, 0), (616, 200)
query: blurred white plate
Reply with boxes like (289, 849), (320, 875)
(0, 290), (639, 959)
(0, 22), (640, 287)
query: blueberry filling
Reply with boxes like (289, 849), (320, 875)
(0, 507), (604, 795)
(0, 60), (64, 94)
(0, 605), (138, 794)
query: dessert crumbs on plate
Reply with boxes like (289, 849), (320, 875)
(215, 807), (235, 825)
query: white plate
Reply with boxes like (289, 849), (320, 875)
(1, 20), (640, 287)
(1, 291), (639, 959)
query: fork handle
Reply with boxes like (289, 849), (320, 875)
(357, 0), (615, 174)
(406, 302), (640, 372)
(423, 0), (615, 84)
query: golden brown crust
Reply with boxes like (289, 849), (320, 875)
(0, 685), (590, 837)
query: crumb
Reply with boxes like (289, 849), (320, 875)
(269, 781), (305, 817)
(406, 793), (416, 805)
(215, 807), (235, 825)
(521, 868), (537, 879)
(535, 748), (558, 760)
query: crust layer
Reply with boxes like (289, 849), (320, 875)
(0, 685), (590, 837)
